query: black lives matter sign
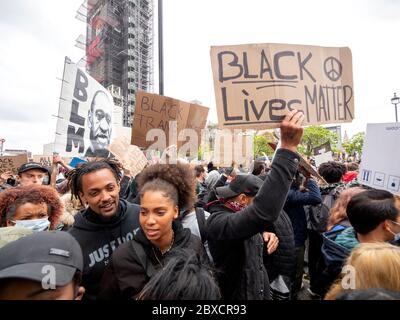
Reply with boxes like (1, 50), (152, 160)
(210, 43), (354, 129)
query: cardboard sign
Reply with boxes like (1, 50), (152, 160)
(210, 43), (354, 129)
(268, 141), (327, 183)
(108, 136), (148, 177)
(299, 156), (327, 184)
(32, 155), (52, 167)
(54, 57), (117, 157)
(313, 141), (332, 156)
(0, 154), (29, 174)
(131, 91), (209, 149)
(314, 151), (334, 167)
(359, 123), (400, 195)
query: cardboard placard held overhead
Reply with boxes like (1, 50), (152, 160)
(313, 141), (332, 156)
(131, 91), (209, 149)
(210, 43), (354, 129)
(359, 123), (400, 195)
(0, 154), (29, 174)
(32, 155), (53, 167)
(108, 136), (148, 177)
(314, 151), (334, 167)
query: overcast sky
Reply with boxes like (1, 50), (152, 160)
(0, 0), (399, 154)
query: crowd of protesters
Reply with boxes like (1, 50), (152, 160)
(1, 110), (400, 300)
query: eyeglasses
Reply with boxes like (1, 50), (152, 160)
(391, 220), (400, 227)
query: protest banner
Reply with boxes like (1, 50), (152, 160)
(359, 123), (400, 195)
(314, 151), (334, 167)
(32, 155), (52, 167)
(210, 43), (354, 129)
(313, 141), (332, 156)
(0, 154), (29, 174)
(108, 136), (148, 177)
(131, 91), (209, 150)
(54, 57), (117, 157)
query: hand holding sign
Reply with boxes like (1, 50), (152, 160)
(280, 110), (304, 152)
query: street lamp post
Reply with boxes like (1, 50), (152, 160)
(391, 92), (400, 122)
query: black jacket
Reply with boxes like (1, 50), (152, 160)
(206, 149), (299, 300)
(97, 220), (205, 300)
(264, 210), (296, 281)
(284, 179), (322, 246)
(68, 199), (140, 300)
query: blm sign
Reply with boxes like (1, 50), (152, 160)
(210, 43), (354, 129)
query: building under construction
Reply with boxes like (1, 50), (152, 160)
(76, 0), (154, 127)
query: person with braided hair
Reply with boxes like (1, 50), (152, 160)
(98, 163), (207, 300)
(67, 159), (140, 300)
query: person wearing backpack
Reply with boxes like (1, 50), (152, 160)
(283, 170), (322, 299)
(306, 161), (346, 298)
(320, 189), (400, 298)
(98, 163), (207, 300)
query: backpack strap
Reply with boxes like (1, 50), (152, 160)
(195, 207), (207, 244)
(130, 239), (157, 278)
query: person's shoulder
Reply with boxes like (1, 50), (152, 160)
(111, 240), (137, 265)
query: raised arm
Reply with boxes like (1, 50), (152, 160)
(206, 110), (304, 240)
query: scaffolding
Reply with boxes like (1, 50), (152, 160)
(75, 0), (154, 127)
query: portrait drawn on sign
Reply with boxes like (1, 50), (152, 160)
(85, 90), (113, 157)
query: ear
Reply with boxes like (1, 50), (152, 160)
(383, 220), (392, 232)
(173, 206), (179, 220)
(74, 286), (85, 300)
(238, 194), (247, 205)
(6, 220), (15, 227)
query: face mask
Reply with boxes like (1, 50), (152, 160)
(389, 220), (400, 242)
(225, 200), (247, 212)
(14, 218), (50, 232)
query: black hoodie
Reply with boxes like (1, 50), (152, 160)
(97, 220), (204, 300)
(68, 199), (140, 300)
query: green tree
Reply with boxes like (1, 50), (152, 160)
(253, 135), (274, 157)
(298, 125), (338, 156)
(343, 132), (365, 156)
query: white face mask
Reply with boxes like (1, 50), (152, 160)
(389, 220), (400, 242)
(13, 218), (50, 232)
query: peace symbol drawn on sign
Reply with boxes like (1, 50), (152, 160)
(324, 57), (343, 81)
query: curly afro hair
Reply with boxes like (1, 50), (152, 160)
(137, 163), (196, 210)
(0, 185), (64, 229)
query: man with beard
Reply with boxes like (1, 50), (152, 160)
(85, 91), (113, 158)
(67, 159), (140, 300)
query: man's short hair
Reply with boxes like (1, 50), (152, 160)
(347, 189), (399, 235)
(194, 165), (205, 178)
(318, 161), (346, 184)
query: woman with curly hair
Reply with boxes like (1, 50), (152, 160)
(0, 185), (63, 231)
(98, 163), (207, 300)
